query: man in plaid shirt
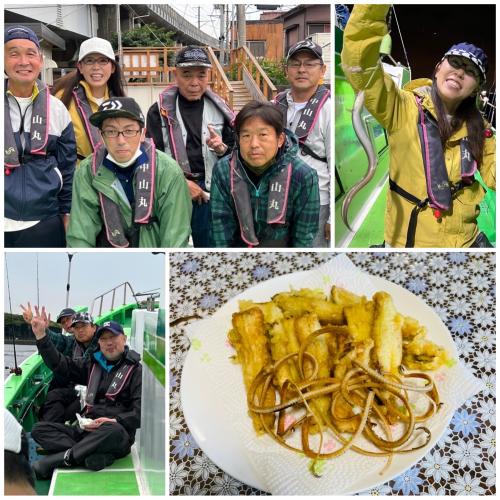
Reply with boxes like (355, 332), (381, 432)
(210, 101), (320, 247)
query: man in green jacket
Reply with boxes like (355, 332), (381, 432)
(67, 97), (192, 247)
(210, 101), (320, 247)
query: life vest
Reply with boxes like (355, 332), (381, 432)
(72, 84), (103, 158)
(230, 151), (292, 247)
(273, 85), (330, 162)
(157, 85), (234, 178)
(85, 349), (140, 413)
(91, 139), (157, 248)
(389, 96), (478, 247)
(4, 79), (50, 171)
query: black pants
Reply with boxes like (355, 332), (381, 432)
(31, 421), (131, 464)
(38, 388), (81, 424)
(5, 215), (66, 248)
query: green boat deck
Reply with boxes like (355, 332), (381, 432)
(50, 453), (140, 496)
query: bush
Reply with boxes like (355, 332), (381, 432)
(111, 23), (176, 49)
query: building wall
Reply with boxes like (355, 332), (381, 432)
(244, 22), (283, 60)
(282, 5), (331, 54)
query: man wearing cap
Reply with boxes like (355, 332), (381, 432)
(66, 96), (192, 247)
(273, 39), (331, 247)
(21, 305), (100, 422)
(4, 25), (76, 248)
(146, 45), (235, 247)
(30, 308), (142, 477)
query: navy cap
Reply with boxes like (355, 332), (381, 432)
(56, 308), (76, 324)
(5, 26), (40, 48)
(443, 42), (488, 82)
(97, 321), (124, 338)
(71, 312), (94, 326)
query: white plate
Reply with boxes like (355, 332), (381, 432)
(180, 271), (458, 494)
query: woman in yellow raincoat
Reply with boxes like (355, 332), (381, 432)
(342, 4), (495, 247)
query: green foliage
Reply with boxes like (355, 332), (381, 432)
(5, 314), (60, 341)
(111, 23), (176, 49)
(258, 58), (288, 86)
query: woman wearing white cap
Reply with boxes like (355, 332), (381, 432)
(53, 37), (126, 163)
(341, 5), (495, 248)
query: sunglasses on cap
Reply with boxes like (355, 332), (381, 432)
(447, 55), (482, 80)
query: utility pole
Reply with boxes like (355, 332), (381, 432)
(218, 4), (225, 64)
(236, 4), (246, 48)
(197, 6), (201, 29)
(116, 4), (123, 64)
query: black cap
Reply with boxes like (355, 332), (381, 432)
(175, 46), (212, 68)
(90, 97), (145, 128)
(56, 308), (76, 324)
(96, 321), (125, 338)
(287, 39), (323, 62)
(5, 25), (40, 48)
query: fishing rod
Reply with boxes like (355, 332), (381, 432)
(66, 253), (74, 307)
(5, 255), (22, 376)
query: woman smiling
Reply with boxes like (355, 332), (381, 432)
(341, 4), (495, 248)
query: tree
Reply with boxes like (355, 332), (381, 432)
(111, 23), (176, 49)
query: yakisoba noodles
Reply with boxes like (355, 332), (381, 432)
(228, 287), (450, 474)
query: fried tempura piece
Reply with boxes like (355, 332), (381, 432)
(269, 318), (301, 388)
(403, 337), (450, 371)
(344, 299), (374, 342)
(371, 292), (403, 375)
(401, 315), (427, 340)
(331, 286), (364, 306)
(272, 289), (344, 324)
(230, 308), (275, 434)
(239, 299), (284, 324)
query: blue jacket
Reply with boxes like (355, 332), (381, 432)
(5, 83), (76, 220)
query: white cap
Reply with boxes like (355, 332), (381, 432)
(78, 37), (115, 62)
(5, 409), (23, 453)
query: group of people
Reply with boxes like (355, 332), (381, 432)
(5, 26), (331, 248)
(15, 303), (142, 480)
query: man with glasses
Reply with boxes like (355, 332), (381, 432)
(273, 39), (331, 247)
(4, 25), (76, 247)
(67, 96), (192, 247)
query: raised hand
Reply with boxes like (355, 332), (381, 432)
(31, 305), (50, 340)
(20, 302), (33, 324)
(206, 124), (227, 155)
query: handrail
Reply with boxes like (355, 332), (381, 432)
(206, 46), (234, 109)
(90, 281), (139, 317)
(231, 46), (277, 101)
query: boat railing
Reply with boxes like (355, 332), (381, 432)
(90, 281), (139, 317)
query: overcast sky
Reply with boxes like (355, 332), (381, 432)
(171, 4), (297, 38)
(4, 252), (165, 319)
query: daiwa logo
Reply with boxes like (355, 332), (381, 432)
(102, 100), (123, 111)
(103, 321), (111, 327)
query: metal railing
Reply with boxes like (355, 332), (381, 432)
(90, 281), (139, 317)
(231, 45), (277, 102)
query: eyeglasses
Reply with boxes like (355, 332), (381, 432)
(286, 61), (323, 70)
(447, 55), (481, 80)
(81, 57), (111, 67)
(101, 129), (141, 138)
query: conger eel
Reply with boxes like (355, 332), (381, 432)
(341, 90), (378, 232)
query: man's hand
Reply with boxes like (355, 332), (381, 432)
(206, 124), (227, 155)
(20, 302), (34, 324)
(84, 417), (117, 431)
(324, 222), (331, 242)
(31, 305), (50, 340)
(62, 214), (70, 233)
(187, 180), (209, 205)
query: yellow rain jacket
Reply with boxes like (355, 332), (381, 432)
(55, 80), (110, 164)
(342, 4), (495, 247)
